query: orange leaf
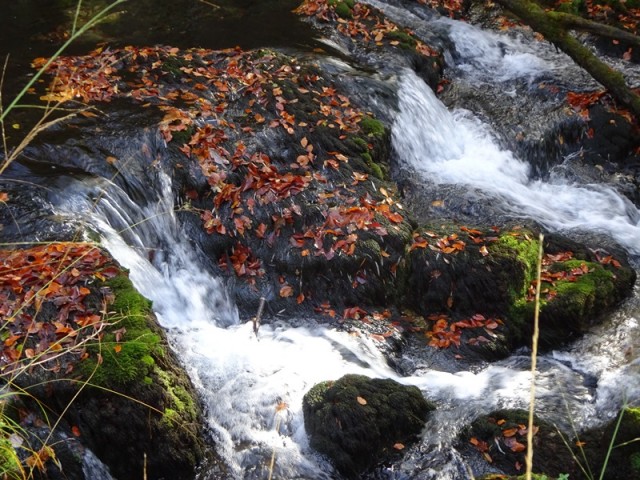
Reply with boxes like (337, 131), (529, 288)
(280, 285), (294, 298)
(502, 428), (518, 437)
(510, 441), (526, 452)
(393, 442), (405, 450)
(356, 396), (367, 405)
(114, 344), (122, 353)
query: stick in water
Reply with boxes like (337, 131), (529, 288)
(253, 296), (266, 337)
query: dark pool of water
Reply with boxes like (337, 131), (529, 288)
(0, 0), (324, 146)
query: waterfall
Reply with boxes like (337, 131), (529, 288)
(392, 68), (640, 255)
(52, 167), (639, 479)
(46, 11), (639, 478)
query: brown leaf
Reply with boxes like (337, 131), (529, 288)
(393, 442), (405, 450)
(280, 285), (294, 298)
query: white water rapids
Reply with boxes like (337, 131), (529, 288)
(54, 15), (640, 480)
(392, 68), (640, 254)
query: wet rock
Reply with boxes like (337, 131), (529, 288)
(302, 374), (434, 478)
(0, 245), (208, 480)
(461, 409), (578, 478)
(576, 406), (640, 480)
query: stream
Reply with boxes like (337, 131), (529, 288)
(2, 1), (640, 479)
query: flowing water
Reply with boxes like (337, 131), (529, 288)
(55, 109), (640, 479)
(34, 5), (640, 480)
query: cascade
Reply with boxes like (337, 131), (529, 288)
(392, 68), (640, 255)
(43, 7), (639, 479)
(54, 163), (638, 479)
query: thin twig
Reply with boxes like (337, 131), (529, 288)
(253, 296), (266, 337)
(197, 0), (221, 10)
(525, 233), (544, 479)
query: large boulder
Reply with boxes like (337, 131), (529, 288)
(302, 373), (434, 477)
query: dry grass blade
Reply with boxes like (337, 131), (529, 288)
(525, 233), (544, 479)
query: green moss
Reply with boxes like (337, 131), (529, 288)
(170, 125), (195, 145)
(304, 381), (333, 410)
(492, 233), (540, 298)
(352, 137), (369, 151)
(80, 274), (161, 387)
(161, 55), (189, 77)
(359, 116), (386, 138)
(162, 408), (179, 426)
(387, 30), (418, 50)
(555, 0), (584, 13)
(368, 162), (384, 180)
(551, 261), (614, 317)
(0, 437), (21, 480)
(328, 0), (354, 18)
(156, 369), (198, 421)
(631, 452), (640, 474)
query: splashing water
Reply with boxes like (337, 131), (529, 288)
(392, 68), (640, 255)
(52, 168), (639, 479)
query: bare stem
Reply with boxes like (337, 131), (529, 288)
(525, 233), (544, 479)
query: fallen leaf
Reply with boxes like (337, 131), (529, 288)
(280, 285), (294, 298)
(356, 396), (367, 405)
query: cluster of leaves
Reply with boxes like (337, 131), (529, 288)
(295, 0), (439, 57)
(524, 250), (620, 301)
(35, 45), (404, 293)
(470, 416), (539, 470)
(410, 225), (499, 259)
(566, 89), (637, 125)
(0, 243), (119, 373)
(424, 312), (502, 348)
(575, 0), (640, 35)
(416, 0), (466, 18)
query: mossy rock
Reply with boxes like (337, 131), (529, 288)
(303, 374), (434, 478)
(400, 225), (531, 318)
(359, 115), (386, 138)
(501, 235), (636, 349)
(52, 273), (206, 479)
(462, 409), (576, 477)
(581, 406), (640, 480)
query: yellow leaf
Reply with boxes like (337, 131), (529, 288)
(479, 245), (489, 256)
(11, 123), (20, 130)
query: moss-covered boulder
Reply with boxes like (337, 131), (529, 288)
(0, 244), (207, 480)
(461, 409), (577, 477)
(499, 233), (636, 349)
(576, 406), (640, 480)
(397, 225), (635, 358)
(303, 374), (434, 478)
